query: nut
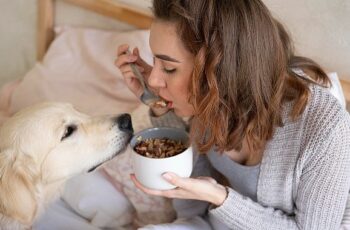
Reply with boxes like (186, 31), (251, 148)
(134, 137), (187, 158)
(150, 100), (168, 108)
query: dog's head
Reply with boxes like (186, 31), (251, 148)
(0, 102), (133, 225)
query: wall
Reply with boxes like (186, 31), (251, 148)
(0, 0), (349, 87)
(0, 0), (150, 87)
(265, 0), (350, 80)
(0, 0), (37, 86)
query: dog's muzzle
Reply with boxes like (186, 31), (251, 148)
(87, 113), (134, 173)
(115, 113), (133, 134)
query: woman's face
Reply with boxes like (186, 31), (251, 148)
(148, 20), (195, 117)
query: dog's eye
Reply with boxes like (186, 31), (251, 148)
(61, 125), (77, 141)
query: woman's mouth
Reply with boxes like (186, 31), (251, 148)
(150, 99), (173, 109)
(160, 95), (172, 108)
(167, 101), (173, 108)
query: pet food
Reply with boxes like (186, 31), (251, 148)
(134, 137), (187, 158)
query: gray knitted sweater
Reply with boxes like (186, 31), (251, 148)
(150, 85), (350, 230)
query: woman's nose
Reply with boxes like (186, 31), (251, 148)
(148, 68), (166, 88)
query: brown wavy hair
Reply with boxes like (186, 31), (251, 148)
(152, 0), (330, 154)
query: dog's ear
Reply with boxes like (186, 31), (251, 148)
(0, 148), (39, 225)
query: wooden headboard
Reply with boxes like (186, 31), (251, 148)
(37, 0), (153, 61)
(36, 0), (350, 104)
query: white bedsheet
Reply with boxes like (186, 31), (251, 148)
(34, 171), (134, 230)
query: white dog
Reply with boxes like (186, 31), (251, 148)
(0, 102), (133, 230)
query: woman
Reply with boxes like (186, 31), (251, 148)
(115, 0), (350, 229)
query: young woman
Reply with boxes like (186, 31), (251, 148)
(115, 0), (350, 229)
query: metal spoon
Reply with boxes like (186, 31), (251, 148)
(126, 50), (167, 107)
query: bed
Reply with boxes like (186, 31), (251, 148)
(0, 1), (176, 229)
(0, 0), (349, 229)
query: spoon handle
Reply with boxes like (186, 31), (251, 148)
(126, 50), (147, 90)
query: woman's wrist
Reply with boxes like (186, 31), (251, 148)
(211, 184), (228, 206)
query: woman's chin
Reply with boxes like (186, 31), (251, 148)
(173, 107), (194, 118)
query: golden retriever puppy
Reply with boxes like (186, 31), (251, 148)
(0, 102), (133, 230)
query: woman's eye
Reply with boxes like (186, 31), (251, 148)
(61, 125), (77, 141)
(163, 68), (176, 74)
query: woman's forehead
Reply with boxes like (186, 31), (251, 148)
(149, 21), (192, 62)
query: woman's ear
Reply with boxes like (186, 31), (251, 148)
(0, 148), (38, 225)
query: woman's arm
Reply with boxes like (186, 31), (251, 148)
(210, 114), (350, 230)
(133, 113), (350, 229)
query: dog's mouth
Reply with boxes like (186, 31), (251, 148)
(87, 150), (122, 173)
(87, 162), (104, 173)
(87, 135), (132, 173)
(87, 150), (119, 173)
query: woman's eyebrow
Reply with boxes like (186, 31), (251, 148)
(155, 54), (180, 63)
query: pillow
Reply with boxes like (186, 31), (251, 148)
(328, 72), (346, 108)
(8, 26), (152, 116)
(62, 170), (134, 229)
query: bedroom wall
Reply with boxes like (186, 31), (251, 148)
(0, 0), (349, 88)
(0, 0), (149, 87)
(0, 0), (37, 86)
(265, 0), (350, 81)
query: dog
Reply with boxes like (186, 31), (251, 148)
(0, 102), (133, 230)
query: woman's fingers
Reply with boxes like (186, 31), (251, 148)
(132, 47), (149, 67)
(130, 174), (167, 196)
(115, 44), (152, 103)
(197, 176), (218, 184)
(130, 173), (226, 204)
(132, 47), (139, 55)
(118, 64), (145, 76)
(130, 174), (192, 199)
(114, 53), (137, 68)
(162, 172), (199, 191)
(117, 44), (129, 56)
(115, 44), (141, 69)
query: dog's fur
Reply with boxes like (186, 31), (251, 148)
(0, 103), (133, 230)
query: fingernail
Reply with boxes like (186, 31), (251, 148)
(162, 173), (172, 181)
(128, 55), (136, 61)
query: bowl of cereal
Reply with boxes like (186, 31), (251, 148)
(130, 127), (193, 190)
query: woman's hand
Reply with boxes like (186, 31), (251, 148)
(115, 44), (153, 99)
(115, 44), (170, 116)
(130, 172), (228, 206)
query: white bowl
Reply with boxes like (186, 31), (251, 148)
(130, 127), (193, 190)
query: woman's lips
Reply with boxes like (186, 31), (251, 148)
(158, 95), (173, 108)
(150, 95), (173, 109)
(167, 101), (173, 108)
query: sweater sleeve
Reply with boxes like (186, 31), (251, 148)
(210, 113), (350, 230)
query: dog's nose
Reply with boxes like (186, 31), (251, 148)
(115, 113), (133, 133)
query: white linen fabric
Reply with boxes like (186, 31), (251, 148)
(61, 171), (134, 228)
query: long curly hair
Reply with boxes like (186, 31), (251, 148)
(152, 0), (330, 154)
